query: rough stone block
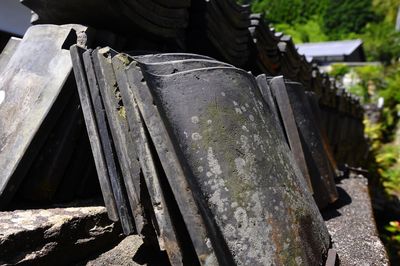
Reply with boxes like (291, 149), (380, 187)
(0, 206), (122, 265)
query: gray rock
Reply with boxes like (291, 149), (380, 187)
(0, 206), (122, 265)
(84, 235), (143, 266)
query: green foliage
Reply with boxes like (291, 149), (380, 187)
(322, 0), (376, 39)
(251, 0), (328, 24)
(384, 221), (400, 260)
(373, 0), (400, 24)
(365, 119), (385, 150)
(249, 0), (400, 63)
(236, 0), (252, 4)
(386, 221), (400, 235)
(368, 113), (400, 263)
(376, 125), (400, 198)
(252, 0), (303, 24)
(354, 65), (384, 83)
(360, 22), (400, 63)
(329, 63), (350, 78)
(353, 64), (386, 102)
(328, 64), (385, 103)
(348, 84), (368, 103)
(379, 66), (400, 106)
(330, 63), (400, 107)
(274, 16), (329, 43)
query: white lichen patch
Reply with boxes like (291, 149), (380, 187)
(204, 253), (218, 266)
(204, 147), (230, 215)
(253, 134), (261, 145)
(191, 116), (199, 124)
(251, 193), (263, 218)
(283, 242), (290, 250)
(234, 207), (248, 230)
(235, 107), (243, 114)
(227, 195), (274, 265)
(235, 157), (246, 176)
(210, 189), (225, 213)
(295, 256), (303, 265)
(207, 147), (222, 175)
(192, 132), (202, 141)
(224, 224), (236, 238)
(205, 237), (212, 249)
(240, 135), (248, 145)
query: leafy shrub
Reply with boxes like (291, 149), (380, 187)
(373, 0), (400, 24)
(361, 22), (400, 64)
(330, 63), (350, 78)
(274, 16), (328, 43)
(379, 63), (400, 106)
(322, 0), (376, 39)
(251, 0), (328, 24)
(384, 220), (400, 261)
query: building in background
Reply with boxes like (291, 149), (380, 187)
(296, 39), (366, 65)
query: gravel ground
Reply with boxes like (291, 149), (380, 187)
(322, 174), (390, 266)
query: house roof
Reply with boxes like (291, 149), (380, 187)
(296, 39), (363, 61)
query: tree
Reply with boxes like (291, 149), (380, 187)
(323, 0), (376, 39)
(373, 0), (400, 24)
(361, 22), (400, 63)
(251, 0), (328, 24)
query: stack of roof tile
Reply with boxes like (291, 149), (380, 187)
(69, 45), (332, 265)
(21, 0), (190, 39)
(187, 0), (252, 66)
(249, 14), (282, 75)
(0, 25), (105, 209)
(0, 2), (371, 265)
